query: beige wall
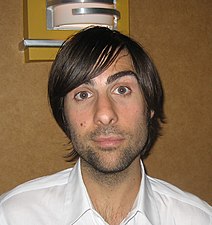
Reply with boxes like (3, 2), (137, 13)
(0, 1), (211, 204)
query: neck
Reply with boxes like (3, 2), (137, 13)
(81, 158), (141, 225)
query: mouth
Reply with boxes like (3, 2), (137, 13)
(92, 136), (125, 148)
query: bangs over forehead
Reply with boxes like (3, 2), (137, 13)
(54, 26), (126, 95)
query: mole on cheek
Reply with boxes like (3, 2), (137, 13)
(80, 122), (86, 127)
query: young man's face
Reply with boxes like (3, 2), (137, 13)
(64, 51), (149, 173)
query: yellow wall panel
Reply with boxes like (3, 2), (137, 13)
(25, 48), (59, 62)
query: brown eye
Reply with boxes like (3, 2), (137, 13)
(114, 86), (131, 95)
(74, 91), (92, 101)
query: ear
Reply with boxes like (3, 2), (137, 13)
(150, 110), (154, 118)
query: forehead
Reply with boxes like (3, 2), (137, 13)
(85, 53), (137, 88)
(107, 50), (134, 73)
(92, 50), (135, 82)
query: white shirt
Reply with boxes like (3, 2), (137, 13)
(0, 160), (211, 225)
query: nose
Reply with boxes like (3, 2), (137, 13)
(94, 94), (118, 126)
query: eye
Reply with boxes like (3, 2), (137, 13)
(114, 86), (131, 95)
(74, 91), (92, 101)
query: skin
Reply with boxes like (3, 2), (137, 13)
(64, 51), (152, 225)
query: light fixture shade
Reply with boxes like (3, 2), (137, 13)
(47, 0), (120, 30)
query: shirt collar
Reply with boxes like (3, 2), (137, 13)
(132, 160), (160, 225)
(64, 159), (160, 225)
(64, 159), (93, 224)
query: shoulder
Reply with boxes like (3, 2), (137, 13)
(0, 168), (73, 224)
(147, 175), (212, 223)
(0, 168), (72, 204)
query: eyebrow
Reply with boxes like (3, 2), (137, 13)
(85, 70), (137, 86)
(107, 70), (137, 85)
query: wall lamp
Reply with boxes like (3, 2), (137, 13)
(20, 0), (129, 62)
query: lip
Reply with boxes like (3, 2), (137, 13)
(92, 136), (125, 148)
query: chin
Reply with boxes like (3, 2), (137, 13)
(88, 154), (134, 174)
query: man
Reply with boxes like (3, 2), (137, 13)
(0, 26), (211, 225)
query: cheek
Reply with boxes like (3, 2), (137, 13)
(64, 98), (92, 132)
(67, 109), (90, 130)
(120, 105), (146, 126)
(80, 121), (87, 128)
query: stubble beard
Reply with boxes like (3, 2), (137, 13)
(67, 120), (148, 179)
